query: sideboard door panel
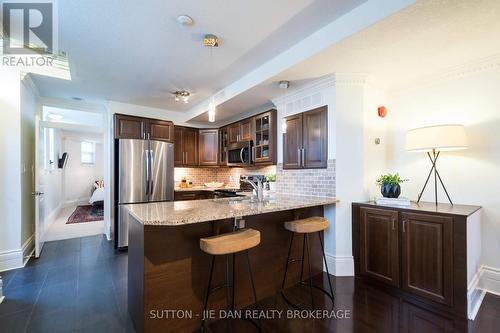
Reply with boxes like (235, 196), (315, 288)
(402, 212), (453, 306)
(360, 207), (400, 287)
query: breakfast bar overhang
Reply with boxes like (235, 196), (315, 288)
(125, 194), (338, 332)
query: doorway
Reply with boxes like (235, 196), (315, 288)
(35, 106), (106, 249)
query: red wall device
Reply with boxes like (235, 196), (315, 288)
(378, 106), (387, 118)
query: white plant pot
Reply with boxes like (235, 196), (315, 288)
(268, 182), (276, 192)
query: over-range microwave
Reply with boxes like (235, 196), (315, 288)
(227, 141), (253, 166)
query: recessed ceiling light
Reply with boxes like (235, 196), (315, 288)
(177, 15), (194, 26)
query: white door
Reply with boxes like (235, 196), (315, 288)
(34, 115), (46, 258)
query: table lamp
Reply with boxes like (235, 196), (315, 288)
(405, 124), (468, 205)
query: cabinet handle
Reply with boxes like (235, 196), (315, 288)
(301, 148), (305, 167)
(297, 149), (301, 167)
(392, 218), (395, 231)
(402, 220), (407, 232)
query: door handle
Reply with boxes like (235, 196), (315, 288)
(149, 150), (154, 195)
(144, 150), (150, 196)
(240, 147), (245, 164)
(32, 191), (44, 196)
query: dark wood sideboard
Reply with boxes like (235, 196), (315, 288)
(352, 201), (481, 319)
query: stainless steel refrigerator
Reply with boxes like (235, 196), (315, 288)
(117, 139), (174, 248)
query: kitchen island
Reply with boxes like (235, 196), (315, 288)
(126, 194), (338, 333)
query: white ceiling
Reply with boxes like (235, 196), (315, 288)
(212, 0), (500, 116)
(32, 0), (365, 110)
(275, 0), (500, 89)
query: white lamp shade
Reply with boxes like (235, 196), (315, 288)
(406, 124), (468, 152)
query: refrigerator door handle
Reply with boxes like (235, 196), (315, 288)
(149, 150), (154, 195)
(144, 149), (150, 197)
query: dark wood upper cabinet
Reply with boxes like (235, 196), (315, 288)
(227, 118), (253, 143)
(146, 119), (174, 142)
(402, 212), (453, 306)
(114, 114), (173, 142)
(174, 126), (198, 167)
(283, 106), (327, 169)
(228, 123), (240, 144)
(219, 127), (229, 166)
(199, 129), (219, 166)
(253, 111), (277, 165)
(173, 127), (184, 166)
(359, 207), (399, 287)
(240, 119), (252, 141)
(303, 106), (327, 168)
(283, 113), (303, 169)
(114, 114), (145, 139)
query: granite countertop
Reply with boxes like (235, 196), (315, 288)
(126, 194), (338, 226)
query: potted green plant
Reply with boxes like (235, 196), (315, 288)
(376, 173), (408, 198)
(266, 174), (277, 192)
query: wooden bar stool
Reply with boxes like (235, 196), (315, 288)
(200, 228), (261, 331)
(281, 217), (334, 309)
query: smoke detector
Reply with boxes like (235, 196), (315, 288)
(177, 15), (194, 26)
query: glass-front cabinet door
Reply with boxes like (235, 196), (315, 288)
(253, 111), (275, 165)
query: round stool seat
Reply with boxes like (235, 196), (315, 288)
(200, 228), (261, 255)
(284, 217), (328, 234)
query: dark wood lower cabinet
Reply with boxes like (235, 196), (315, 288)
(402, 212), (453, 306)
(174, 191), (214, 201)
(360, 207), (399, 287)
(352, 202), (481, 319)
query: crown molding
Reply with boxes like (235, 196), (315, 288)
(388, 53), (500, 95)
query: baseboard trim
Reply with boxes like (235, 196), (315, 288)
(479, 265), (500, 296)
(468, 269), (486, 320)
(0, 249), (24, 272)
(61, 198), (90, 208)
(466, 265), (500, 320)
(0, 233), (35, 272)
(324, 253), (354, 276)
(22, 234), (35, 265)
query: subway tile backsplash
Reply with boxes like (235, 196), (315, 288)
(175, 159), (335, 198)
(174, 165), (276, 188)
(275, 160), (336, 198)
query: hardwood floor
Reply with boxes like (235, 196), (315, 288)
(0, 235), (499, 332)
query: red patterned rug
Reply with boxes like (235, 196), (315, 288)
(66, 205), (103, 224)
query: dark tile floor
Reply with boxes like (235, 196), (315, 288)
(0, 235), (133, 333)
(1, 235), (499, 333)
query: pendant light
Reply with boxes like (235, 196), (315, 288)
(205, 34), (219, 123)
(208, 96), (216, 122)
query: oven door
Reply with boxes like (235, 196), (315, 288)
(227, 142), (252, 166)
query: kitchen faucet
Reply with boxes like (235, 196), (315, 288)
(243, 178), (264, 202)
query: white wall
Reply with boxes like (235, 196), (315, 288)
(20, 78), (37, 247)
(61, 131), (104, 205)
(385, 67), (500, 271)
(0, 69), (22, 269)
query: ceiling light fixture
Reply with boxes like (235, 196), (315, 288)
(173, 90), (191, 103)
(177, 15), (194, 26)
(205, 33), (219, 122)
(203, 34), (219, 47)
